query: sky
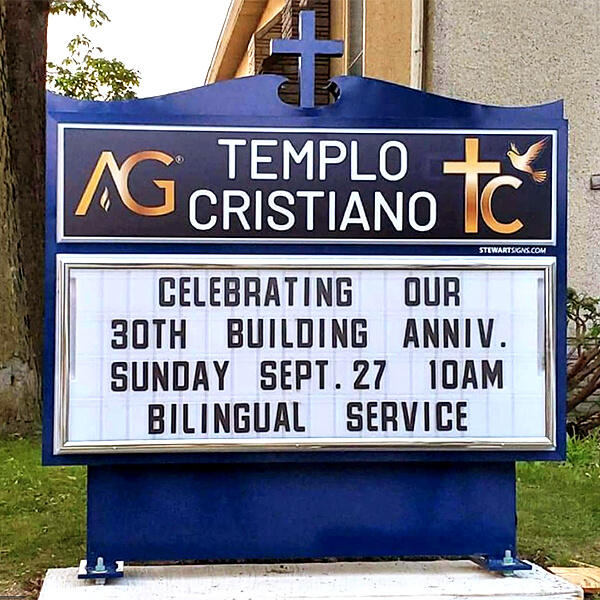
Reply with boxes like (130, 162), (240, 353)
(47, 0), (232, 98)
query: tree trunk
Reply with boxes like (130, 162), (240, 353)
(0, 0), (48, 433)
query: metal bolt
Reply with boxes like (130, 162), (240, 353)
(501, 550), (516, 577)
(94, 556), (108, 573)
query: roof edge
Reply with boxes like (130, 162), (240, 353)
(205, 0), (269, 85)
(205, 0), (243, 85)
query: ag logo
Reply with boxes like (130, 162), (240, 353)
(443, 137), (548, 234)
(75, 151), (176, 217)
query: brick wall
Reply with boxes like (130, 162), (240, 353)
(248, 16), (283, 76)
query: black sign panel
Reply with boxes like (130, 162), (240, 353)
(59, 126), (556, 243)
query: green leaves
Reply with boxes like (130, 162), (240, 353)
(567, 288), (600, 430)
(47, 1), (141, 101)
(568, 287), (600, 344)
(49, 0), (109, 28)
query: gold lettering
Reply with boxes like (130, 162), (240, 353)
(443, 138), (501, 233)
(75, 150), (175, 216)
(480, 175), (523, 234)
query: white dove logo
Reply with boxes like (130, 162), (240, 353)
(506, 137), (548, 184)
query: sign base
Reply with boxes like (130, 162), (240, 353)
(39, 560), (582, 600)
(84, 462), (518, 567)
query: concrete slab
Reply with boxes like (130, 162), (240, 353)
(39, 560), (583, 600)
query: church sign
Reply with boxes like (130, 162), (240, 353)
(44, 10), (566, 580)
(52, 124), (559, 453)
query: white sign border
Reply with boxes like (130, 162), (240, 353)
(54, 254), (557, 454)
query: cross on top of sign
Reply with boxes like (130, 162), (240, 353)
(270, 10), (344, 109)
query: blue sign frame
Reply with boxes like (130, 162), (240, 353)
(44, 74), (567, 573)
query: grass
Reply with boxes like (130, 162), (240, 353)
(518, 432), (600, 567)
(0, 435), (85, 596)
(0, 434), (599, 596)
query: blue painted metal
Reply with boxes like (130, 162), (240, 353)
(44, 72), (568, 570)
(471, 554), (532, 573)
(271, 11), (343, 108)
(77, 559), (123, 580)
(85, 462), (517, 568)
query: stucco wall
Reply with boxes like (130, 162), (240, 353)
(425, 0), (600, 293)
(364, 0), (412, 85)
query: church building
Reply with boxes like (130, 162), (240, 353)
(207, 0), (600, 294)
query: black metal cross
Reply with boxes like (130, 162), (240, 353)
(270, 10), (344, 109)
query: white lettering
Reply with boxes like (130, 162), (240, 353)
(251, 140), (278, 180)
(223, 190), (251, 230)
(297, 190), (324, 231)
(283, 140), (314, 180)
(217, 139), (247, 180)
(189, 189), (218, 231)
(374, 191), (403, 231)
(267, 191), (296, 231)
(328, 191), (336, 231)
(319, 140), (347, 180)
(379, 140), (408, 181)
(351, 140), (376, 181)
(340, 191), (370, 231)
(408, 191), (437, 232)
